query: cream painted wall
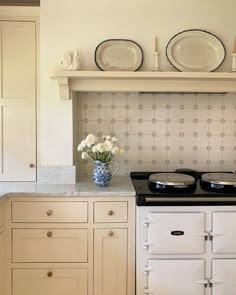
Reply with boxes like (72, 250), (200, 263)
(40, 0), (236, 166)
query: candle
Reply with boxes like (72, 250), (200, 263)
(155, 36), (158, 52)
(233, 36), (236, 53)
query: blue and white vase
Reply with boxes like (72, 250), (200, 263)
(93, 160), (118, 187)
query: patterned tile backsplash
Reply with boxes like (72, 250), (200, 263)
(76, 92), (236, 176)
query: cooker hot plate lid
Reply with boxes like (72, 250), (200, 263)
(201, 173), (236, 185)
(149, 172), (196, 186)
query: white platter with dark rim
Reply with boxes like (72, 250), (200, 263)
(166, 29), (226, 72)
(95, 39), (143, 71)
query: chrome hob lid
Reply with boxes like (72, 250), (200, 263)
(149, 173), (196, 186)
(201, 173), (236, 186)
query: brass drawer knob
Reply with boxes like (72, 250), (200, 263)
(29, 163), (35, 168)
(108, 210), (114, 216)
(47, 210), (53, 216)
(47, 231), (53, 238)
(47, 271), (53, 278)
(108, 231), (114, 237)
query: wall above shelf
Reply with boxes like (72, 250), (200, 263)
(51, 71), (236, 100)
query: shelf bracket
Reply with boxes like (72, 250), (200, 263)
(57, 77), (71, 100)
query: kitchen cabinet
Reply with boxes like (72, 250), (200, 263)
(5, 196), (135, 295)
(12, 228), (88, 262)
(13, 268), (88, 295)
(0, 231), (4, 295)
(137, 206), (236, 295)
(0, 15), (38, 181)
(94, 229), (127, 295)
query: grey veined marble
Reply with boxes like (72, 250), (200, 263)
(0, 176), (135, 198)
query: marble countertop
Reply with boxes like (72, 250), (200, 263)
(0, 176), (135, 198)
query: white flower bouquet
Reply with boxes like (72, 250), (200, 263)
(77, 134), (124, 163)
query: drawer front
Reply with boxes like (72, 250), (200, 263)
(12, 228), (88, 262)
(94, 201), (128, 223)
(147, 212), (205, 254)
(12, 201), (88, 223)
(13, 268), (87, 295)
(0, 202), (3, 229)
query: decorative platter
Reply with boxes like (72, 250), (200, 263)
(95, 39), (143, 71)
(166, 29), (226, 72)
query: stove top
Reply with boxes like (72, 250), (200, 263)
(131, 171), (236, 206)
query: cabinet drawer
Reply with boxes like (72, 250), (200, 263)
(13, 268), (87, 295)
(12, 201), (88, 223)
(94, 201), (128, 223)
(12, 228), (88, 262)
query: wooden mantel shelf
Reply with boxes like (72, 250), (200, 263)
(51, 71), (236, 100)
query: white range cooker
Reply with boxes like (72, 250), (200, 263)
(131, 170), (236, 295)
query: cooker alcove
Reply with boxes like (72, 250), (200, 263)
(51, 71), (236, 99)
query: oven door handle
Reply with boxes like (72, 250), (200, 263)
(195, 232), (210, 240)
(195, 232), (209, 237)
(143, 218), (154, 226)
(209, 279), (224, 285)
(143, 266), (154, 273)
(144, 288), (154, 294)
(195, 279), (209, 286)
(209, 231), (224, 240)
(143, 241), (154, 249)
(209, 231), (224, 237)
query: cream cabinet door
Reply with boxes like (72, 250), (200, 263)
(94, 229), (127, 295)
(12, 228), (88, 262)
(0, 232), (4, 295)
(13, 268), (87, 295)
(0, 21), (36, 181)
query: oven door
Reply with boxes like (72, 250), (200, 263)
(144, 212), (206, 254)
(212, 212), (236, 253)
(145, 259), (206, 295)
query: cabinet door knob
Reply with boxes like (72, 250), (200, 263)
(47, 231), (53, 238)
(29, 163), (34, 168)
(108, 210), (114, 216)
(108, 230), (114, 237)
(47, 210), (53, 216)
(47, 271), (53, 277)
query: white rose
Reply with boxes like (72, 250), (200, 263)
(92, 145), (98, 153)
(81, 152), (89, 160)
(106, 135), (111, 140)
(111, 137), (118, 142)
(111, 147), (120, 155)
(77, 144), (84, 152)
(104, 140), (113, 151)
(86, 134), (97, 147)
(81, 139), (87, 148)
(119, 148), (125, 155)
(96, 143), (105, 153)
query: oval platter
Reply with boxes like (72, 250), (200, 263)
(95, 39), (143, 71)
(166, 29), (226, 72)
